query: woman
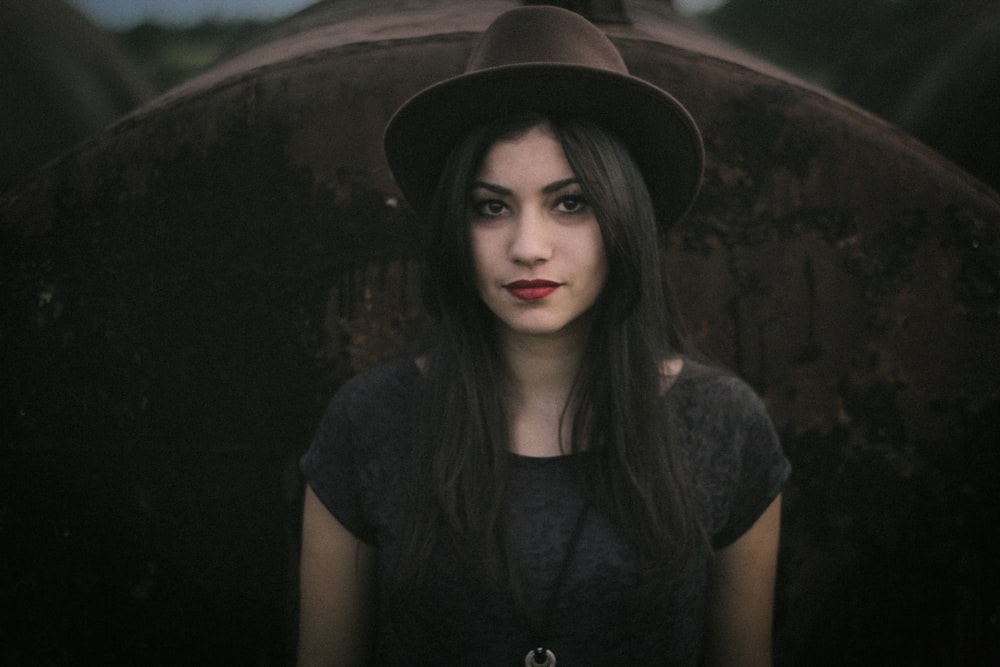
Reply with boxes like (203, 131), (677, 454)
(298, 7), (789, 666)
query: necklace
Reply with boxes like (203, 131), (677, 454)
(525, 647), (558, 667)
(521, 502), (590, 667)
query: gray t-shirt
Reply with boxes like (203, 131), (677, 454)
(300, 357), (790, 665)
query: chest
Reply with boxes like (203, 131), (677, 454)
(372, 457), (708, 665)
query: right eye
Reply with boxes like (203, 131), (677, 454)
(470, 198), (508, 218)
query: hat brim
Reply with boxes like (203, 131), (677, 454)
(384, 62), (704, 228)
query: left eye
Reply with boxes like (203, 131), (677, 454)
(555, 195), (588, 214)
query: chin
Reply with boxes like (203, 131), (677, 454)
(501, 316), (586, 339)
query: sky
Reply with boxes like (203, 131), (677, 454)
(66, 0), (320, 28)
(66, 0), (724, 29)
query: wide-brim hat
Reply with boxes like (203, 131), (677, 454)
(384, 5), (704, 228)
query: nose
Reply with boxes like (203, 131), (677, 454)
(509, 206), (552, 265)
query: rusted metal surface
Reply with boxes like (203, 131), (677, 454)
(1, 0), (998, 663)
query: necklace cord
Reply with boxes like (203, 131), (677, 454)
(533, 501), (590, 644)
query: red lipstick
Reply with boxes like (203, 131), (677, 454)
(504, 279), (560, 301)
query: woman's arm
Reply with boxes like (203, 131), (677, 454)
(703, 494), (783, 667)
(297, 486), (376, 667)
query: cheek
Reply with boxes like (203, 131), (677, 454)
(589, 231), (609, 291)
(595, 253), (609, 291)
(468, 230), (493, 290)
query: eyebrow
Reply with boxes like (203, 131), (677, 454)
(469, 177), (581, 196)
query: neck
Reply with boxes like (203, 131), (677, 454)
(498, 326), (588, 457)
(501, 328), (584, 396)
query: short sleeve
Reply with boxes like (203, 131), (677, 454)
(300, 383), (375, 543)
(672, 370), (791, 550)
(298, 360), (418, 546)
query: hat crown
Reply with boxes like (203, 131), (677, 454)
(384, 6), (703, 227)
(465, 6), (628, 74)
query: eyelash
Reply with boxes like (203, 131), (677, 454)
(470, 198), (507, 218)
(556, 195), (588, 214)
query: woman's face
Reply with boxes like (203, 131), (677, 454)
(468, 124), (608, 344)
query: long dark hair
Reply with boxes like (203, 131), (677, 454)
(393, 114), (706, 592)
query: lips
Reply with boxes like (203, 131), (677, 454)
(504, 279), (561, 301)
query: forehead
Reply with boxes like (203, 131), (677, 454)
(474, 124), (573, 183)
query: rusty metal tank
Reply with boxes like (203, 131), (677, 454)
(1, 1), (998, 663)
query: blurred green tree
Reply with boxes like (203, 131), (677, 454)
(117, 20), (266, 91)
